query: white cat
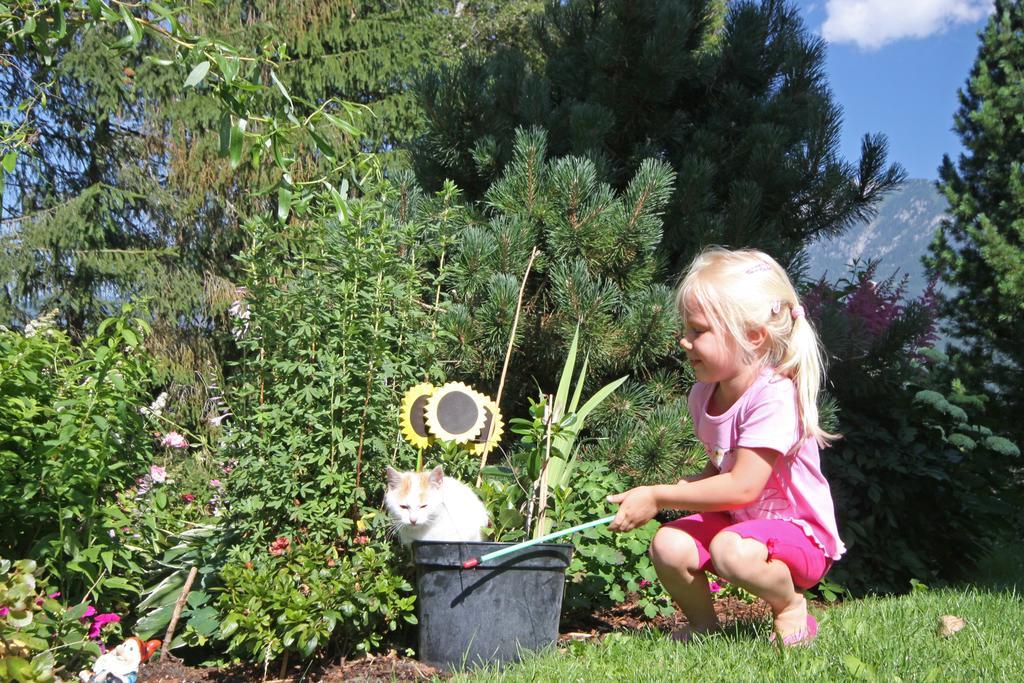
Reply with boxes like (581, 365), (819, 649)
(384, 465), (489, 545)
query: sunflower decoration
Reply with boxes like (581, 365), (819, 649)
(471, 397), (504, 457)
(399, 382), (435, 450)
(424, 382), (489, 444)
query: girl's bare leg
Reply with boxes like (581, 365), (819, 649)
(708, 531), (807, 639)
(649, 526), (720, 636)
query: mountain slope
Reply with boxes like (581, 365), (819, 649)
(804, 179), (948, 296)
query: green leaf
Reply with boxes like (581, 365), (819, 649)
(842, 655), (877, 680)
(7, 608), (33, 628)
(270, 69), (294, 110)
(299, 634), (318, 657)
(3, 657), (32, 682)
(187, 606), (220, 637)
(103, 577), (135, 591)
(553, 325), (580, 419)
(144, 55), (175, 66)
(2, 151), (16, 173)
(150, 3), (182, 34)
(323, 181), (347, 221)
(569, 354), (590, 415)
(575, 375), (629, 426)
(219, 616), (239, 638)
(101, 551), (114, 573)
(277, 179), (292, 222)
(218, 114), (232, 158)
(309, 127), (336, 160)
(184, 61), (211, 88)
(66, 603), (92, 621)
(121, 327), (139, 348)
(984, 435), (1020, 457)
(324, 112), (360, 136)
(215, 53), (239, 84)
(113, 7), (142, 49)
(134, 604), (175, 639)
(228, 118), (246, 169)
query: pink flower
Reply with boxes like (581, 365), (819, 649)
(35, 592), (61, 606)
(354, 534), (369, 545)
(86, 612), (121, 639)
(639, 579), (652, 589)
(843, 267), (906, 341)
(159, 432), (189, 449)
(209, 479), (222, 488)
(269, 536), (290, 556)
(709, 581), (722, 593)
(181, 493), (195, 503)
(79, 605), (97, 621)
(0, 607), (9, 618)
(149, 465), (167, 483)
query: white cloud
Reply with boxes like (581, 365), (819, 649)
(820, 0), (993, 50)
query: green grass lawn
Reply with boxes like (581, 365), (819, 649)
(453, 546), (1024, 682)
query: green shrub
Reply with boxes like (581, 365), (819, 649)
(0, 557), (99, 683)
(809, 266), (1020, 593)
(215, 175), (444, 657)
(214, 536), (414, 661)
(0, 308), (156, 607)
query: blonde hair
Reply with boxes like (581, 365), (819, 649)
(676, 247), (837, 447)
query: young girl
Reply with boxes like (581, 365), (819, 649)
(607, 247), (845, 646)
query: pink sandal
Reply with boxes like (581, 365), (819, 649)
(769, 613), (818, 647)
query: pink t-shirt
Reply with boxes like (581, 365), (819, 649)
(687, 368), (846, 560)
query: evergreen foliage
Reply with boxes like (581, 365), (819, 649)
(411, 0), (905, 272)
(0, 1), (474, 400)
(0, 307), (156, 605)
(398, 127), (700, 477)
(926, 0), (1024, 436)
(805, 267), (1019, 593)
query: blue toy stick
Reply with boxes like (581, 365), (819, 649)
(461, 514), (616, 569)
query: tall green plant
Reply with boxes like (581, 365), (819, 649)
(0, 307), (155, 607)
(213, 171), (445, 658)
(506, 327), (627, 538)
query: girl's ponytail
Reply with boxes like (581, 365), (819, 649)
(776, 306), (837, 447)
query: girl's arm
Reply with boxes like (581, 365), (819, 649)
(607, 447), (778, 532)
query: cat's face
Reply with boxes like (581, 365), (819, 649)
(384, 466), (444, 528)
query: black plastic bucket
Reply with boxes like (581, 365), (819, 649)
(413, 540), (573, 670)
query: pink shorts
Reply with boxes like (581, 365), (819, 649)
(662, 512), (830, 590)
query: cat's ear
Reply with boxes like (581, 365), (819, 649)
(427, 466), (444, 489)
(385, 466), (402, 488)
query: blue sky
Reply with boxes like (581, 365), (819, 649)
(792, 1), (993, 180)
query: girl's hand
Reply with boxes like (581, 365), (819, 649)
(606, 486), (658, 532)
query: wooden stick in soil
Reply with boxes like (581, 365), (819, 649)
(477, 246), (539, 486)
(534, 394), (555, 539)
(279, 650), (289, 680)
(161, 566), (198, 659)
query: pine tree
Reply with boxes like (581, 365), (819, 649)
(398, 127), (704, 478)
(0, 1), (481, 400)
(926, 0), (1024, 435)
(411, 0), (904, 273)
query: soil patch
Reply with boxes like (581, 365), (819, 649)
(137, 596), (779, 681)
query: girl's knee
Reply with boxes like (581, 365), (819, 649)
(709, 531), (767, 579)
(649, 527), (702, 571)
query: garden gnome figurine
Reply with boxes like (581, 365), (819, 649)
(79, 637), (160, 683)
